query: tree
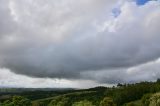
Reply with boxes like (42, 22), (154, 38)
(149, 93), (160, 106)
(125, 102), (137, 106)
(57, 97), (69, 106)
(117, 83), (123, 87)
(141, 93), (152, 106)
(12, 96), (31, 106)
(72, 100), (94, 106)
(157, 79), (160, 83)
(100, 97), (116, 106)
(1, 100), (14, 106)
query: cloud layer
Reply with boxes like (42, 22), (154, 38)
(0, 0), (160, 87)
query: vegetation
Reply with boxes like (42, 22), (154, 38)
(72, 100), (94, 106)
(0, 96), (31, 106)
(2, 79), (160, 106)
(147, 93), (160, 106)
(100, 97), (115, 106)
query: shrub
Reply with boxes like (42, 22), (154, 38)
(72, 100), (94, 106)
(100, 97), (116, 106)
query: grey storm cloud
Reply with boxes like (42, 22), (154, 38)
(0, 0), (160, 84)
(82, 58), (160, 84)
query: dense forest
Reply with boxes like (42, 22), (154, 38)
(1, 79), (160, 106)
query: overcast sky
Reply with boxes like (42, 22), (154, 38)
(0, 0), (160, 88)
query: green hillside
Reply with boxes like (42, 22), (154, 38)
(1, 79), (160, 106)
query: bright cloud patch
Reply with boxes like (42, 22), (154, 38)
(0, 68), (110, 88)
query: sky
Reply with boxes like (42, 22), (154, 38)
(0, 0), (160, 88)
(136, 0), (151, 5)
